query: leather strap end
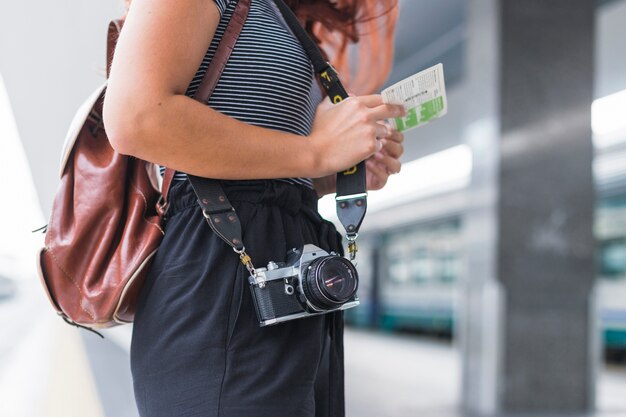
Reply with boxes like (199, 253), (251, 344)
(157, 168), (176, 216)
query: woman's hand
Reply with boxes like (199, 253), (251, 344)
(312, 121), (405, 198)
(308, 95), (405, 178)
(365, 126), (404, 191)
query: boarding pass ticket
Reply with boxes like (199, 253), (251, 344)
(381, 63), (448, 133)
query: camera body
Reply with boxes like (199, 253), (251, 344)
(249, 244), (359, 326)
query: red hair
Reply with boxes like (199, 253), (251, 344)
(287, 0), (399, 94)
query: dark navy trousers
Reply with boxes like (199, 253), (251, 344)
(130, 179), (345, 417)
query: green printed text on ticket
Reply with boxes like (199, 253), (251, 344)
(381, 63), (448, 133)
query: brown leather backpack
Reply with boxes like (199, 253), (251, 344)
(36, 1), (250, 334)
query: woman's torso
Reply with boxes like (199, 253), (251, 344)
(160, 0), (323, 189)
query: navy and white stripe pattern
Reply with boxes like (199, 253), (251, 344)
(160, 0), (323, 189)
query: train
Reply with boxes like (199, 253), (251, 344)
(336, 142), (626, 356)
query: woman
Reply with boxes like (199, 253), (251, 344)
(103, 0), (405, 415)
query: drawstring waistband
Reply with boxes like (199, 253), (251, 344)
(165, 178), (343, 256)
(165, 179), (318, 217)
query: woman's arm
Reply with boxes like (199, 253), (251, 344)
(103, 0), (404, 181)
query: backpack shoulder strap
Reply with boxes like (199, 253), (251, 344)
(162, 0), (251, 207)
(194, 0), (251, 103)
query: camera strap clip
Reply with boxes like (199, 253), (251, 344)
(335, 191), (367, 259)
(235, 247), (263, 287)
(346, 233), (359, 262)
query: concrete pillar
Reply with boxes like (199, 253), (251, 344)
(460, 1), (596, 415)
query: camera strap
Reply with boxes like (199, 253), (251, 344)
(271, 0), (367, 259)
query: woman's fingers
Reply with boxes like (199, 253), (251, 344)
(385, 128), (405, 144)
(375, 123), (404, 142)
(379, 137), (404, 159)
(347, 94), (405, 121)
(375, 124), (389, 139)
(367, 103), (406, 121)
(371, 127), (404, 175)
(366, 159), (390, 190)
(355, 94), (385, 107)
(372, 125), (404, 159)
(373, 150), (401, 174)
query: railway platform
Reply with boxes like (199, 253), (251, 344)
(1, 279), (625, 417)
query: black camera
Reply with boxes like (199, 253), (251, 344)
(248, 244), (359, 326)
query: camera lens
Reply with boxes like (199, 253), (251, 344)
(303, 256), (358, 310)
(319, 260), (356, 301)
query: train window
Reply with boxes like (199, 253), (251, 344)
(389, 254), (411, 285)
(383, 217), (462, 286)
(596, 194), (626, 281)
(410, 249), (431, 283)
(599, 239), (626, 278)
(439, 253), (458, 283)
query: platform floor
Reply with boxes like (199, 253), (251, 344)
(1, 280), (625, 417)
(344, 330), (626, 417)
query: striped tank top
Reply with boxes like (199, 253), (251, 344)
(160, 0), (323, 189)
